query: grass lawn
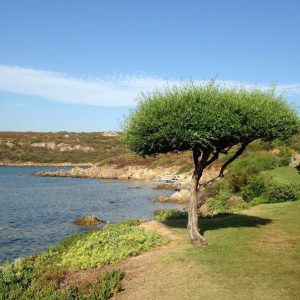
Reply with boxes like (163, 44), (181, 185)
(117, 201), (300, 300)
(265, 166), (300, 184)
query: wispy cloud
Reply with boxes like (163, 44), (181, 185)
(0, 65), (299, 107)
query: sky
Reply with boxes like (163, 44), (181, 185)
(0, 0), (300, 132)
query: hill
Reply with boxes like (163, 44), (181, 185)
(0, 131), (193, 169)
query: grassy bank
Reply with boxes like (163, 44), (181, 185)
(0, 220), (166, 300)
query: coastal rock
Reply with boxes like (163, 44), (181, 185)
(170, 189), (190, 203)
(74, 215), (102, 226)
(30, 142), (94, 152)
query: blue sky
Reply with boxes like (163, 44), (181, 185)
(0, 0), (299, 131)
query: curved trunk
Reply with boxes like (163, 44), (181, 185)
(187, 174), (207, 246)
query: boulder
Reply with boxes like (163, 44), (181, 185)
(74, 215), (101, 226)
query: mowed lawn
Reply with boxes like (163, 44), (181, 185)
(265, 166), (300, 184)
(117, 201), (300, 300)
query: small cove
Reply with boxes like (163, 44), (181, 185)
(0, 166), (178, 263)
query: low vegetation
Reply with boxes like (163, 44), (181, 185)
(0, 131), (192, 168)
(0, 220), (165, 300)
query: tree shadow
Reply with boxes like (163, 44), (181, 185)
(162, 213), (272, 234)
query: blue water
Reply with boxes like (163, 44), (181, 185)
(0, 167), (176, 263)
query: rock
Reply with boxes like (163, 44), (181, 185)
(13, 257), (27, 267)
(102, 131), (119, 137)
(170, 189), (190, 203)
(74, 215), (101, 226)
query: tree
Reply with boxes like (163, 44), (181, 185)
(122, 83), (299, 245)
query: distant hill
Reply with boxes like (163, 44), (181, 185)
(0, 131), (193, 169)
(0, 131), (299, 169)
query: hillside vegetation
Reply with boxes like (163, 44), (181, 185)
(0, 131), (192, 167)
(1, 131), (300, 169)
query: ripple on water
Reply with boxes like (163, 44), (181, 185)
(0, 166), (178, 263)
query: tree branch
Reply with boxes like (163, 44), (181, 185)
(218, 141), (251, 177)
(192, 146), (201, 169)
(197, 141), (253, 192)
(198, 175), (223, 190)
(206, 151), (219, 166)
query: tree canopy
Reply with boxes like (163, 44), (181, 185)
(123, 83), (299, 156)
(123, 83), (299, 245)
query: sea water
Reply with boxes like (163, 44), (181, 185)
(0, 166), (177, 263)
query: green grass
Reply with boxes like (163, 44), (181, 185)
(0, 220), (165, 300)
(265, 166), (300, 184)
(123, 201), (300, 300)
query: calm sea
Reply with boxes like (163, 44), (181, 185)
(0, 166), (177, 263)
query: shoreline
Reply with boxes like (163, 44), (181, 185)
(0, 162), (191, 204)
(0, 162), (93, 167)
(31, 164), (219, 205)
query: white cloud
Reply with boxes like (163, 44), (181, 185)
(0, 65), (299, 107)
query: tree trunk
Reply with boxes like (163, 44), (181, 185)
(187, 173), (207, 246)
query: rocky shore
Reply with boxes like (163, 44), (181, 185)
(33, 164), (218, 204)
(33, 164), (189, 181)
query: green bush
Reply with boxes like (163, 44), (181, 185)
(82, 270), (123, 300)
(226, 152), (277, 193)
(267, 183), (300, 203)
(59, 221), (165, 270)
(276, 147), (292, 167)
(250, 196), (269, 206)
(241, 175), (268, 201)
(0, 262), (123, 300)
(154, 209), (187, 222)
(207, 191), (231, 215)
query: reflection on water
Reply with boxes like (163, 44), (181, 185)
(0, 167), (177, 263)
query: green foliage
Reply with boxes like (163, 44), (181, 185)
(241, 174), (268, 201)
(123, 83), (299, 156)
(250, 196), (269, 206)
(226, 152), (277, 193)
(154, 209), (187, 222)
(276, 146), (292, 167)
(80, 270), (123, 300)
(267, 183), (300, 203)
(207, 191), (231, 215)
(59, 221), (165, 270)
(0, 262), (123, 300)
(0, 220), (163, 299)
(0, 260), (36, 300)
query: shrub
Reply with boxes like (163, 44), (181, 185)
(207, 191), (231, 215)
(241, 175), (268, 201)
(267, 183), (300, 203)
(250, 196), (269, 206)
(276, 147), (292, 167)
(59, 221), (165, 270)
(154, 209), (187, 222)
(83, 270), (124, 300)
(227, 152), (277, 193)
